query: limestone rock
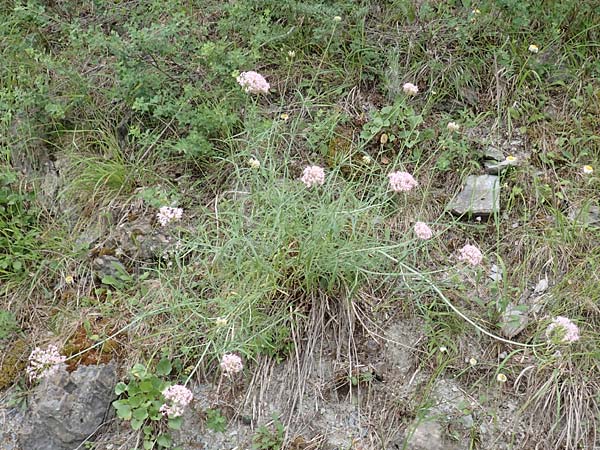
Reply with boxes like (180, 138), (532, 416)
(404, 420), (458, 450)
(568, 204), (600, 228)
(92, 255), (127, 281)
(20, 363), (117, 450)
(448, 175), (500, 216)
(483, 147), (504, 161)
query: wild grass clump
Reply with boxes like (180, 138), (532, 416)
(1, 0), (599, 448)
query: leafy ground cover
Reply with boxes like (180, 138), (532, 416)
(1, 0), (599, 449)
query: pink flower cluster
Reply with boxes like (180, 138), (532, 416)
(160, 384), (194, 418)
(388, 171), (418, 192)
(458, 244), (483, 266)
(546, 316), (580, 343)
(301, 165), (325, 188)
(414, 222), (433, 240)
(26, 345), (66, 381)
(402, 82), (419, 95)
(237, 71), (270, 94)
(157, 206), (183, 226)
(220, 353), (243, 375)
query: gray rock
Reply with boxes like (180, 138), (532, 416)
(384, 319), (423, 377)
(404, 420), (458, 450)
(0, 404), (25, 450)
(448, 175), (500, 216)
(500, 304), (529, 338)
(115, 219), (174, 262)
(20, 363), (117, 450)
(568, 204), (600, 228)
(92, 255), (128, 281)
(483, 147), (504, 161)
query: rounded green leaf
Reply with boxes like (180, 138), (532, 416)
(133, 407), (149, 421)
(114, 382), (128, 395)
(157, 434), (172, 448)
(156, 358), (172, 377)
(131, 418), (144, 430)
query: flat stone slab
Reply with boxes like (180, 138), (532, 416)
(568, 204), (600, 227)
(448, 175), (500, 216)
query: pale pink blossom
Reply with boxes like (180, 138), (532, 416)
(546, 316), (580, 343)
(301, 165), (325, 188)
(26, 345), (66, 381)
(388, 171), (418, 192)
(402, 82), (419, 96)
(414, 222), (433, 240)
(458, 244), (483, 266)
(236, 71), (270, 94)
(160, 384), (193, 418)
(157, 206), (183, 226)
(447, 122), (460, 132)
(220, 353), (243, 375)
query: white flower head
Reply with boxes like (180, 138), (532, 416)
(447, 122), (460, 132)
(157, 206), (183, 227)
(546, 316), (580, 343)
(582, 165), (593, 175)
(402, 82), (419, 96)
(160, 384), (193, 418)
(497, 373), (507, 383)
(528, 44), (539, 54)
(27, 345), (66, 381)
(220, 353), (243, 375)
(413, 222), (433, 240)
(388, 171), (418, 192)
(248, 157), (261, 169)
(236, 71), (270, 94)
(458, 244), (483, 266)
(301, 165), (325, 188)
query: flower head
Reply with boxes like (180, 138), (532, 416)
(546, 316), (580, 343)
(506, 155), (518, 163)
(248, 157), (261, 169)
(220, 353), (243, 375)
(157, 206), (183, 227)
(160, 384), (193, 418)
(582, 165), (593, 175)
(447, 122), (460, 132)
(469, 357), (478, 366)
(333, 15), (342, 22)
(388, 171), (418, 192)
(528, 44), (539, 54)
(402, 82), (419, 96)
(236, 71), (270, 94)
(361, 154), (372, 164)
(496, 373), (507, 383)
(27, 345), (66, 381)
(414, 222), (433, 240)
(287, 50), (296, 58)
(301, 165), (325, 188)
(458, 244), (483, 266)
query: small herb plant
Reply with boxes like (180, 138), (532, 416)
(251, 414), (285, 450)
(112, 359), (183, 450)
(205, 408), (227, 433)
